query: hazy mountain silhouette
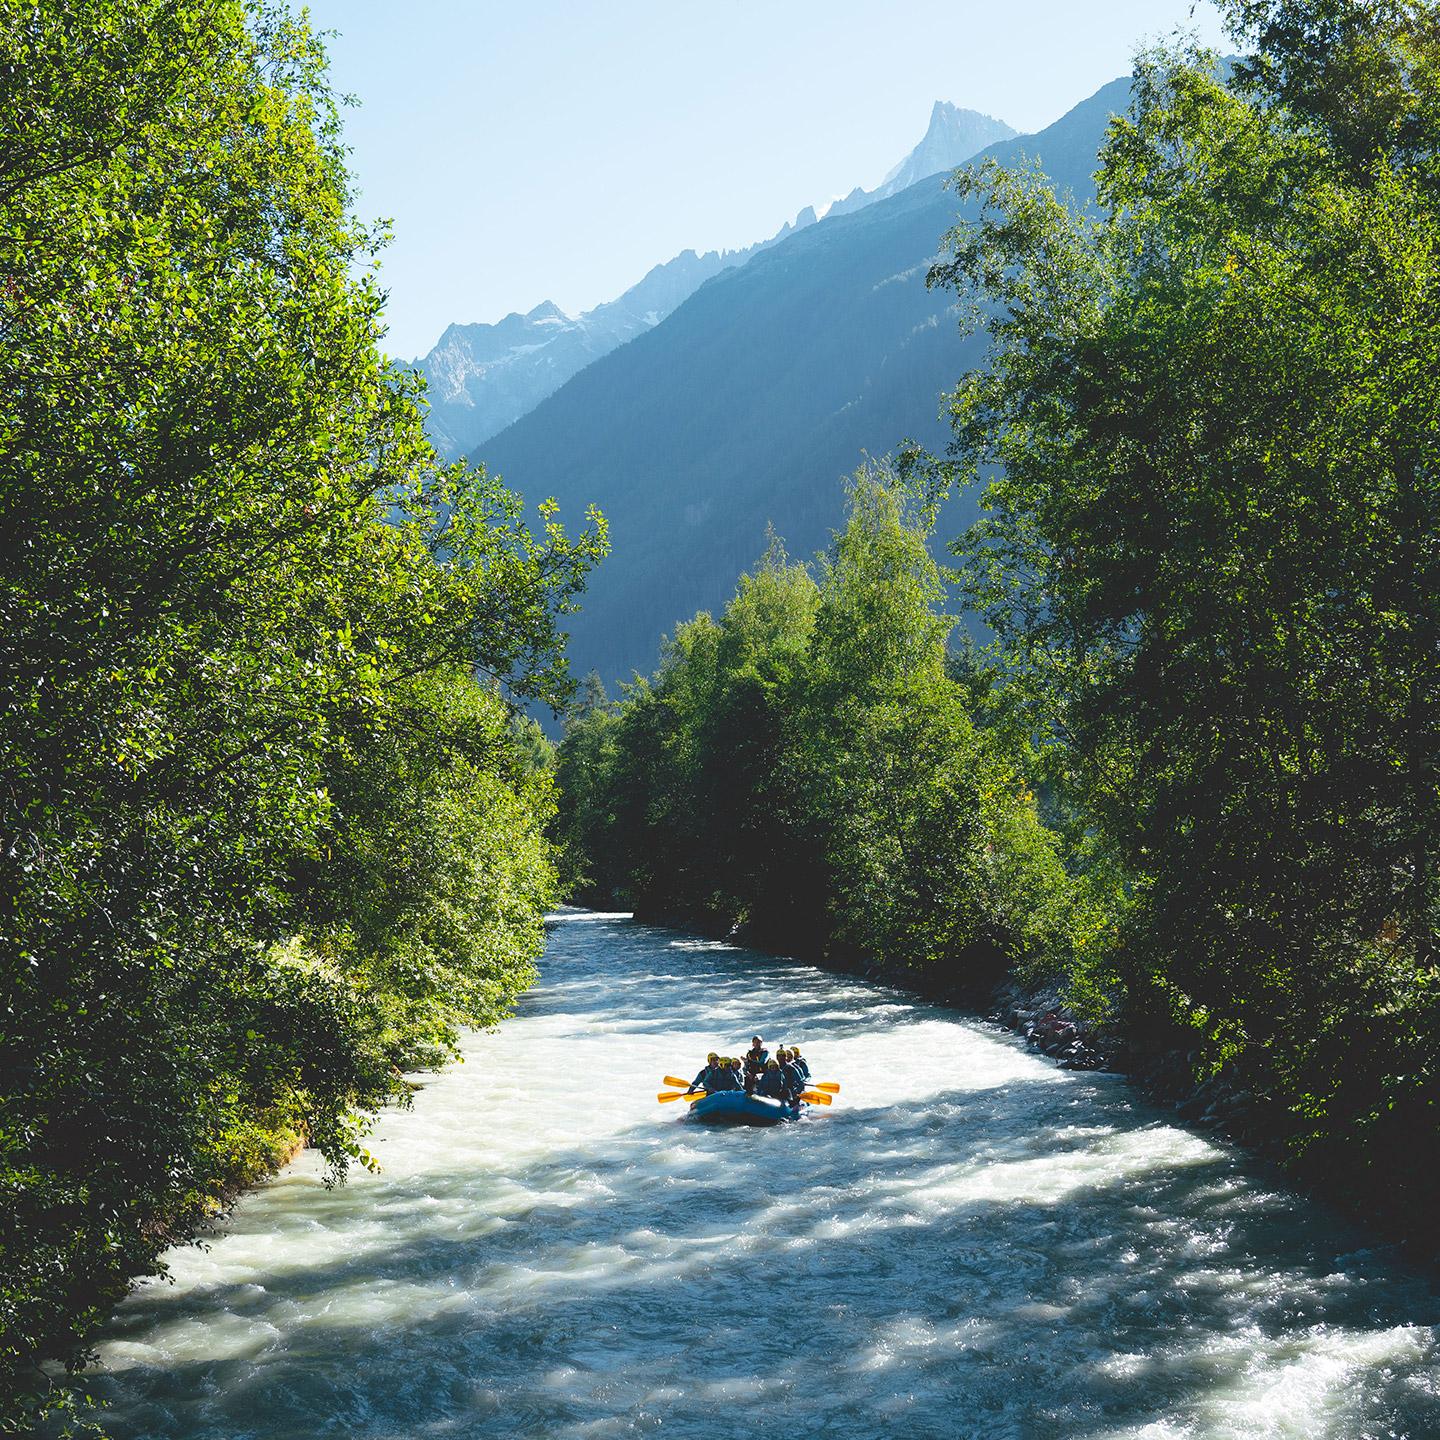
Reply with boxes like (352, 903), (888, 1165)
(414, 107), (1014, 460)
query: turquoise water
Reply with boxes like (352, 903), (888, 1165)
(90, 911), (1440, 1438)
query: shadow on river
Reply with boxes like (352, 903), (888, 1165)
(85, 912), (1440, 1440)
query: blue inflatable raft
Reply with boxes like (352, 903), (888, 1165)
(688, 1092), (801, 1126)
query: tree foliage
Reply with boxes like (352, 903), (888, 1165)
(926, 0), (1440, 1226)
(0, 2), (603, 1429)
(556, 464), (1083, 987)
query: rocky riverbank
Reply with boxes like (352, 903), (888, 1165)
(990, 983), (1289, 1161)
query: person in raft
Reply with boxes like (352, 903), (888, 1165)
(699, 1057), (743, 1093)
(742, 1036), (769, 1092)
(788, 1044), (811, 1082)
(687, 1052), (723, 1093)
(776, 1047), (805, 1095)
(754, 1058), (800, 1104)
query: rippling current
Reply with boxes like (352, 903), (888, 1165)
(91, 911), (1440, 1439)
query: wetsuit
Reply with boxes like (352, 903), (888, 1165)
(754, 1068), (790, 1101)
(689, 1065), (720, 1092)
(791, 1054), (811, 1081)
(706, 1065), (743, 1092)
(780, 1060), (805, 1098)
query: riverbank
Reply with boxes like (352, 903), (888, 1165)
(995, 990), (1440, 1275)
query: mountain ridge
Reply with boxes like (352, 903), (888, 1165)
(415, 104), (1016, 460)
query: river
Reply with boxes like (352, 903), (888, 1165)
(90, 910), (1440, 1439)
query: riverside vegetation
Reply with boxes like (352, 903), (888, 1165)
(0, 3), (604, 1431)
(556, 0), (1440, 1255)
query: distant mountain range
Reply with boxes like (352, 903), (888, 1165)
(471, 78), (1127, 700)
(414, 105), (1015, 460)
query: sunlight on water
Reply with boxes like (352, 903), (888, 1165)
(88, 912), (1440, 1439)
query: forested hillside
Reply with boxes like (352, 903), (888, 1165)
(481, 81), (1130, 694)
(556, 0), (1440, 1250)
(0, 4), (602, 1431)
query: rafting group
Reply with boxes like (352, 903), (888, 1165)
(657, 1035), (840, 1126)
(692, 1037), (810, 1100)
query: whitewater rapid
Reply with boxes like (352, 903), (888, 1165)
(90, 911), (1440, 1438)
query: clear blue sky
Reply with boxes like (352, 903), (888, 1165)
(303, 0), (1228, 359)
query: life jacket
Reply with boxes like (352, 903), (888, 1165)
(707, 1065), (743, 1091)
(781, 1060), (805, 1094)
(791, 1055), (811, 1079)
(755, 1068), (789, 1099)
(743, 1047), (769, 1074)
(692, 1065), (719, 1090)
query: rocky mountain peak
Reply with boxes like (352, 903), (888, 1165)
(879, 103), (1018, 195)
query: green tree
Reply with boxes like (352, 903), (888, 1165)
(0, 3), (603, 1428)
(701, 541), (822, 942)
(927, 0), (1440, 1224)
(553, 676), (627, 902)
(795, 463), (1070, 983)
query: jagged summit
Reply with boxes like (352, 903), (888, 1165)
(827, 103), (1017, 218)
(895, 101), (1016, 184)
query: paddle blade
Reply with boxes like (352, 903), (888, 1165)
(800, 1090), (833, 1105)
(657, 1090), (691, 1103)
(662, 1076), (693, 1090)
(686, 1091), (709, 1103)
(813, 1082), (841, 1093)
